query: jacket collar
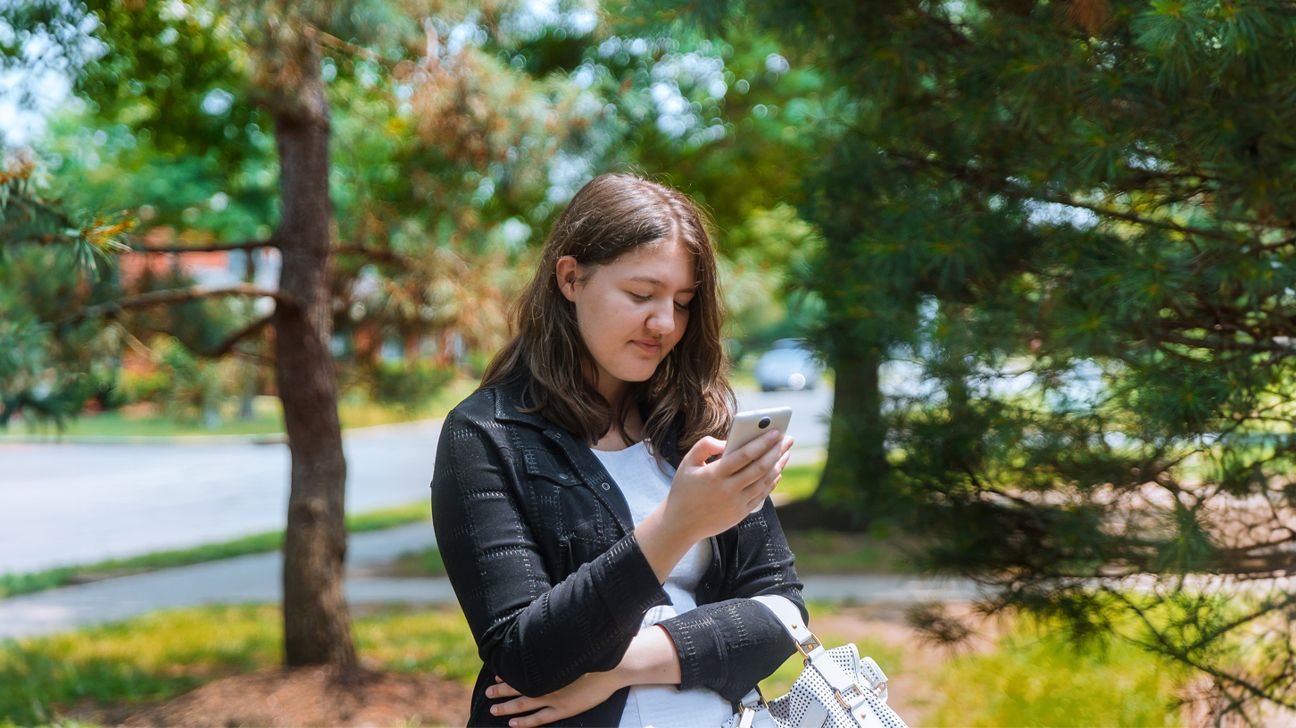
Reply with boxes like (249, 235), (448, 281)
(491, 369), (685, 468)
(492, 372), (553, 430)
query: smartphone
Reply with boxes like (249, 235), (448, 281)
(723, 406), (792, 456)
(722, 406), (792, 512)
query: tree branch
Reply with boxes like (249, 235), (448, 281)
(1154, 331), (1295, 355)
(305, 24), (400, 70)
(61, 285), (297, 326)
(1104, 587), (1296, 710)
(189, 313), (276, 359)
(126, 238), (277, 254)
(887, 150), (1242, 244)
(334, 243), (414, 267)
(6, 190), (80, 230)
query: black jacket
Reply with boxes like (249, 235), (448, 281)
(430, 372), (806, 727)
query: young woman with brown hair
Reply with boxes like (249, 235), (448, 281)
(431, 172), (804, 727)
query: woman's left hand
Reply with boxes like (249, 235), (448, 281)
(486, 671), (624, 727)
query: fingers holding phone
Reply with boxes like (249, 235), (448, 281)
(721, 407), (794, 513)
(736, 431), (793, 512)
(665, 410), (794, 540)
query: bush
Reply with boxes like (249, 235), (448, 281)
(369, 361), (455, 412)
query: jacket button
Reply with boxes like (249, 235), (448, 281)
(600, 482), (611, 491)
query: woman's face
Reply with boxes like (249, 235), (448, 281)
(557, 238), (697, 404)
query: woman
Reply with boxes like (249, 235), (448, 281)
(431, 173), (805, 728)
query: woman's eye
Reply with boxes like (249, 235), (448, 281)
(629, 292), (652, 302)
(675, 300), (690, 312)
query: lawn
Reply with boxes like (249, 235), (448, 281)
(0, 379), (481, 440)
(0, 602), (1188, 726)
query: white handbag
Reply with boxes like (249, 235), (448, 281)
(723, 595), (909, 728)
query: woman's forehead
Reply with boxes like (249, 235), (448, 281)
(604, 239), (697, 288)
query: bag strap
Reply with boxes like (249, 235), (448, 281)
(751, 594), (823, 658)
(734, 595), (903, 728)
(750, 594), (890, 697)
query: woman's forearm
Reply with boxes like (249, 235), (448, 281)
(634, 506), (697, 583)
(613, 624), (683, 688)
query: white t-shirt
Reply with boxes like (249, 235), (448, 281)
(590, 440), (734, 728)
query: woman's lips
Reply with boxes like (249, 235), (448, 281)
(632, 340), (661, 354)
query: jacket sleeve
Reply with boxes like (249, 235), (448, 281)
(654, 497), (807, 702)
(430, 408), (669, 697)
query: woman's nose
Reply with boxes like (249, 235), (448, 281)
(646, 300), (676, 335)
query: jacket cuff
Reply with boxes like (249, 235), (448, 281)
(655, 606), (723, 691)
(592, 532), (669, 631)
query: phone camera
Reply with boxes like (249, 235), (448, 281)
(758, 417), (771, 429)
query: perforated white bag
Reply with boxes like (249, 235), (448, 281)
(722, 595), (909, 728)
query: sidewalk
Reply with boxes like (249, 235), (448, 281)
(0, 522), (980, 640)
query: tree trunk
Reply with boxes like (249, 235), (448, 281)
(269, 32), (356, 669)
(776, 346), (885, 531)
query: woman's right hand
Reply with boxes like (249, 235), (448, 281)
(665, 429), (794, 541)
(635, 429), (792, 582)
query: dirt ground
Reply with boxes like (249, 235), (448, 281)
(70, 666), (471, 728)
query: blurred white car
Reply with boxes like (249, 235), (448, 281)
(753, 339), (823, 391)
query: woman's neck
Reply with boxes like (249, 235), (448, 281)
(592, 405), (645, 451)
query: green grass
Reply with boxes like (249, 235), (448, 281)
(1, 378), (480, 440)
(924, 617), (1188, 726)
(387, 547), (447, 578)
(0, 604), (476, 726)
(0, 502), (431, 600)
(776, 460), (825, 502)
(787, 530), (911, 574)
(1, 602), (1187, 726)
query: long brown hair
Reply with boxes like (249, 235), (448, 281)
(482, 172), (734, 456)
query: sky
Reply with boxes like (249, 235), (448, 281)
(0, 67), (70, 146)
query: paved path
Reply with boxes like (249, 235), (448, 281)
(0, 388), (832, 574)
(0, 522), (981, 640)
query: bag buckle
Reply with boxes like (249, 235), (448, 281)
(737, 705), (759, 728)
(795, 633), (822, 658)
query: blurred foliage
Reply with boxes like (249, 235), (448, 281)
(0, 154), (129, 429)
(368, 360), (456, 412)
(653, 0), (1296, 718)
(4, 0), (835, 434)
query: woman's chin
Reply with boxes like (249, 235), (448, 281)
(614, 364), (660, 383)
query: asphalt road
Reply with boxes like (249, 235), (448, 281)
(0, 386), (832, 574)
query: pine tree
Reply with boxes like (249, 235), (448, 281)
(674, 0), (1296, 717)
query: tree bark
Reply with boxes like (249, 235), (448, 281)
(269, 31), (356, 669)
(776, 346), (884, 531)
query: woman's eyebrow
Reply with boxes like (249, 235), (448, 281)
(628, 275), (698, 294)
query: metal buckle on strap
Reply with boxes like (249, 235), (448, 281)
(865, 679), (887, 698)
(834, 681), (886, 714)
(834, 689), (851, 711)
(795, 632), (822, 658)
